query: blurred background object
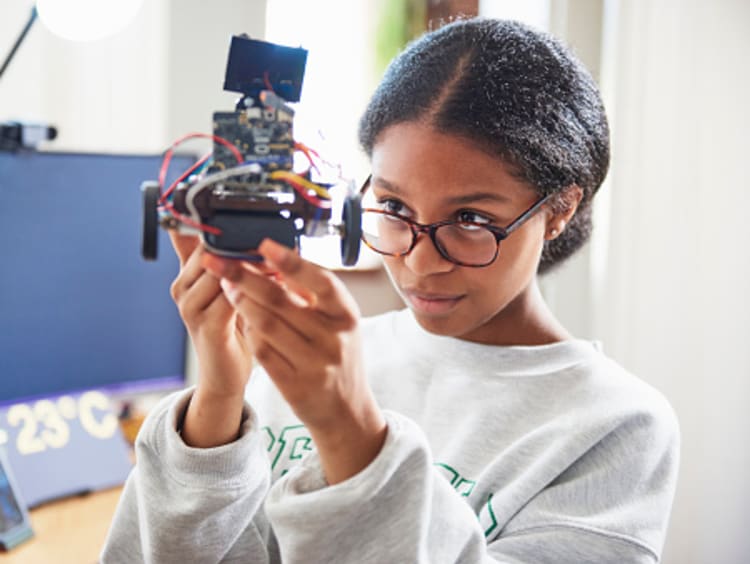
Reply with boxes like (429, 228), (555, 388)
(35, 0), (145, 42)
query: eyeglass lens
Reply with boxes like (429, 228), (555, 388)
(361, 211), (499, 265)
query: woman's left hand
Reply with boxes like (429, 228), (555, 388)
(202, 238), (387, 484)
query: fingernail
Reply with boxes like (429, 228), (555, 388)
(202, 253), (240, 281)
(259, 239), (288, 268)
(220, 278), (241, 304)
(202, 253), (225, 273)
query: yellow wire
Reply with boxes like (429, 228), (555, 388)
(268, 170), (331, 199)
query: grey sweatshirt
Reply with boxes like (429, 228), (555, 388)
(101, 309), (680, 563)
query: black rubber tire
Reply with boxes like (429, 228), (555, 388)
(340, 194), (362, 266)
(141, 181), (160, 260)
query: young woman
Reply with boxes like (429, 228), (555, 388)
(102, 17), (679, 563)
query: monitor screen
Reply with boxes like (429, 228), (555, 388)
(0, 151), (193, 404)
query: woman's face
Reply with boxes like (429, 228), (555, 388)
(369, 121), (552, 345)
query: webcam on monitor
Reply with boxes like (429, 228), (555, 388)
(0, 121), (57, 152)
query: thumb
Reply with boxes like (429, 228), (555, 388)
(168, 229), (201, 266)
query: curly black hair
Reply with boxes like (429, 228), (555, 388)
(358, 17), (610, 274)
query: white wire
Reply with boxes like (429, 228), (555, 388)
(181, 162), (351, 257)
(183, 162), (264, 232)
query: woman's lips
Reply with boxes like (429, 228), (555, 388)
(403, 290), (465, 315)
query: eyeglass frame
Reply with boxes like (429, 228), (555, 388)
(359, 174), (553, 267)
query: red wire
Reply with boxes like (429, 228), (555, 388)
(160, 172), (329, 238)
(297, 141), (344, 181)
(303, 144), (320, 158)
(157, 131), (330, 240)
(294, 142), (321, 175)
(263, 71), (274, 93)
(158, 152), (212, 205)
(158, 133), (243, 189)
(160, 201), (222, 236)
(156, 133), (243, 235)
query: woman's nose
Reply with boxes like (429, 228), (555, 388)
(403, 231), (454, 275)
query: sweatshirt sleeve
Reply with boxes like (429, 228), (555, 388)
(100, 388), (275, 564)
(265, 407), (679, 564)
(264, 410), (487, 563)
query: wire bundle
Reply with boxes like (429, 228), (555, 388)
(156, 132), (335, 236)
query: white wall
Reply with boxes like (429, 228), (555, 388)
(599, 1), (750, 562)
(1, 0), (169, 152)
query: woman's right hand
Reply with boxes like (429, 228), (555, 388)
(168, 231), (254, 447)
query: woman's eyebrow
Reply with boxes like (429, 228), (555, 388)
(372, 176), (512, 205)
(371, 176), (401, 193)
(444, 192), (512, 205)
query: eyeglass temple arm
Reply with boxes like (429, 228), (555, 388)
(503, 193), (553, 235)
(359, 175), (374, 196)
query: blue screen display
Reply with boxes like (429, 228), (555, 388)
(0, 151), (193, 403)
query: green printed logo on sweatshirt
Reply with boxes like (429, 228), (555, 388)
(262, 424), (314, 477)
(434, 463), (499, 539)
(262, 425), (500, 538)
(482, 493), (499, 538)
(434, 462), (476, 497)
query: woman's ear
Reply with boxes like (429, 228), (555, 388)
(545, 185), (583, 240)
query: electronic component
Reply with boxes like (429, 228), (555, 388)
(141, 35), (362, 265)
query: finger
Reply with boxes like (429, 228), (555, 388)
(200, 252), (279, 281)
(168, 229), (201, 267)
(178, 272), (227, 320)
(258, 239), (359, 321)
(202, 253), (308, 312)
(247, 331), (295, 382)
(170, 245), (213, 301)
(201, 290), (236, 331)
(245, 327), (338, 420)
(221, 278), (321, 362)
(212, 262), (324, 340)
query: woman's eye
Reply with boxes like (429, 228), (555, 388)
(456, 210), (492, 224)
(378, 199), (409, 216)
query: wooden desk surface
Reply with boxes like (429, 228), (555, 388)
(0, 486), (123, 564)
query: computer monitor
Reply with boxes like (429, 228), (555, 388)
(0, 151), (193, 405)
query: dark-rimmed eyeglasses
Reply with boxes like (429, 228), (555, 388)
(359, 175), (551, 267)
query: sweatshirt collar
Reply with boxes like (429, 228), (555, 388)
(390, 308), (601, 377)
